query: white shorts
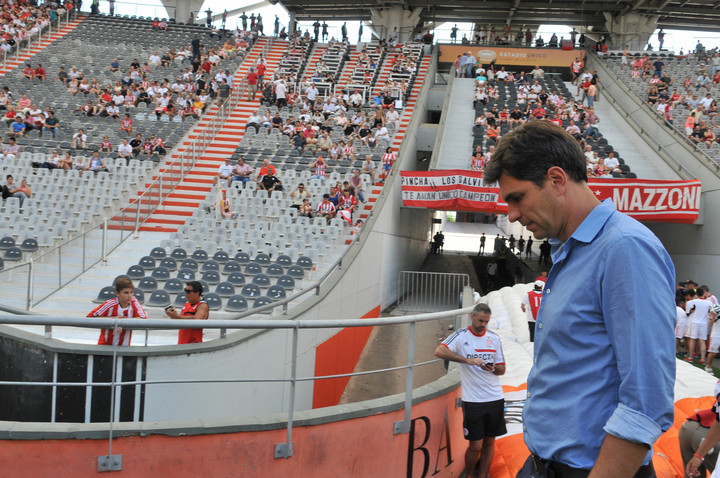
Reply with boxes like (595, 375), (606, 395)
(621, 56), (628, 65)
(687, 321), (709, 340)
(710, 336), (720, 354)
(676, 320), (687, 339)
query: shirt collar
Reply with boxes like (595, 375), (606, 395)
(569, 198), (615, 244)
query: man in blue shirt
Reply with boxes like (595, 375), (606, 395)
(484, 121), (676, 477)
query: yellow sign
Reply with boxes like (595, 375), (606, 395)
(439, 45), (580, 68)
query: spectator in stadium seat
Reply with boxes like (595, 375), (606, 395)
(290, 183), (311, 210)
(316, 193), (336, 224)
(257, 170), (283, 197)
(8, 117), (25, 138)
(85, 151), (109, 173)
(22, 64), (34, 81)
(72, 129), (87, 149)
(42, 111), (59, 137)
(214, 158), (233, 186)
(117, 138), (133, 160)
(0, 138), (19, 161)
(130, 133), (143, 156)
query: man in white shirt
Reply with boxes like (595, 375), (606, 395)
(686, 288), (712, 367)
(435, 304), (506, 478)
(349, 89), (363, 108)
(385, 104), (400, 127)
(275, 80), (287, 108)
(214, 158), (234, 185)
(700, 93), (714, 110)
(117, 138), (133, 160)
(148, 51), (161, 68)
(306, 84), (319, 107)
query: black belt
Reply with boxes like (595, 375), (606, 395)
(531, 454), (589, 478)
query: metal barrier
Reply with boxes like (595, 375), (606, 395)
(397, 271), (470, 313)
(0, 37), (272, 310)
(0, 303), (471, 465)
(1, 9), (76, 69)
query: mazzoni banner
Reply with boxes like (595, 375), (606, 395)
(400, 170), (702, 224)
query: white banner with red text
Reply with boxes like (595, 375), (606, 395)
(400, 170), (701, 224)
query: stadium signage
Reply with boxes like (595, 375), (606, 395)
(438, 45), (577, 68)
(400, 170), (702, 224)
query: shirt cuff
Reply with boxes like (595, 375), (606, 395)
(604, 403), (663, 447)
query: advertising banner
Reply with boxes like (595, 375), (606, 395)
(400, 170), (702, 224)
(438, 45), (579, 68)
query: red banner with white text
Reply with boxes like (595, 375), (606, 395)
(400, 170), (701, 224)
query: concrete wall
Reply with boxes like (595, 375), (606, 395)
(587, 53), (720, 283)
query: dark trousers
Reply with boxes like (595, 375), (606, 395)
(517, 455), (656, 478)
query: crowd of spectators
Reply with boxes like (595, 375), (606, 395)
(0, 0), (74, 59)
(449, 24), (585, 49)
(467, 60), (623, 178)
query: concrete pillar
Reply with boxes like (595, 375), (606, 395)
(603, 12), (657, 50)
(369, 6), (422, 43)
(161, 0), (204, 23)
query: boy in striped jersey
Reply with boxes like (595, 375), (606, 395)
(87, 278), (146, 346)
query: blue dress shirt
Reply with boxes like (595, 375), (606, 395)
(523, 199), (676, 470)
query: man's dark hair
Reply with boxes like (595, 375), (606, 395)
(186, 280), (203, 295)
(484, 121), (588, 187)
(473, 303), (491, 315)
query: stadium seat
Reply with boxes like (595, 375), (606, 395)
(180, 258), (199, 271)
(127, 264), (146, 279)
(240, 283), (262, 298)
(160, 257), (178, 271)
(170, 248), (188, 260)
(151, 266), (171, 281)
(150, 247), (167, 259)
(276, 275), (296, 290)
(164, 278), (184, 293)
(93, 286), (116, 303)
(287, 265), (305, 279)
(20, 238), (38, 252)
(227, 271), (246, 286)
(266, 263), (284, 277)
(201, 260), (220, 272)
(133, 289), (145, 304)
(255, 253), (271, 266)
(112, 275), (130, 286)
(296, 256), (313, 270)
(0, 237), (16, 250)
(222, 260), (242, 274)
(215, 281), (235, 297)
(244, 262), (263, 275)
(252, 274), (272, 288)
(212, 250), (230, 263)
(252, 296), (274, 312)
(177, 269), (196, 281)
(225, 295), (248, 313)
(137, 277), (158, 293)
(191, 249), (208, 262)
(174, 292), (186, 307)
(234, 251), (251, 264)
(267, 285), (287, 301)
(276, 254), (293, 267)
(196, 280), (210, 294)
(203, 293), (223, 311)
(147, 290), (171, 308)
(201, 270), (221, 285)
(138, 256), (157, 270)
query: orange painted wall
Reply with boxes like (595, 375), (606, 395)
(0, 386), (466, 478)
(312, 305), (381, 408)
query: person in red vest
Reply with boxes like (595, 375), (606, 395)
(521, 280), (544, 342)
(165, 281), (209, 344)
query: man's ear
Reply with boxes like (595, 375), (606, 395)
(546, 166), (568, 195)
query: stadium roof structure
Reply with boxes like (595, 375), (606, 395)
(277, 0), (720, 33)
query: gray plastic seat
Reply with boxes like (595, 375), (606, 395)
(20, 238), (38, 252)
(244, 262), (263, 276)
(266, 263), (284, 277)
(277, 275), (296, 290)
(203, 292), (223, 311)
(201, 259), (220, 272)
(133, 288), (145, 304)
(240, 283), (262, 298)
(201, 270), (221, 285)
(286, 265), (305, 279)
(181, 258), (199, 271)
(112, 274), (130, 285)
(252, 296), (274, 312)
(276, 254), (293, 267)
(215, 281), (235, 297)
(255, 253), (272, 266)
(151, 266), (171, 281)
(174, 292), (187, 307)
(170, 248), (187, 260)
(234, 251), (251, 264)
(93, 286), (116, 303)
(147, 290), (171, 307)
(164, 277), (184, 293)
(191, 249), (208, 262)
(222, 260), (242, 274)
(159, 257), (178, 271)
(177, 268), (196, 281)
(227, 271), (246, 286)
(137, 276), (158, 293)
(267, 284), (287, 301)
(127, 264), (146, 279)
(149, 247), (166, 259)
(0, 236), (15, 250)
(296, 256), (313, 270)
(212, 250), (230, 263)
(138, 256), (157, 270)
(225, 295), (248, 313)
(252, 273), (271, 288)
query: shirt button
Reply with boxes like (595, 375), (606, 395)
(527, 392), (531, 397)
(538, 323), (543, 328)
(524, 426), (527, 431)
(546, 289), (550, 294)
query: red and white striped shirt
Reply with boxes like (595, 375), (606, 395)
(339, 195), (357, 209)
(382, 152), (396, 166)
(316, 200), (336, 214)
(121, 118), (132, 129)
(344, 145), (354, 155)
(87, 297), (147, 346)
(471, 156), (484, 171)
(314, 162), (326, 177)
